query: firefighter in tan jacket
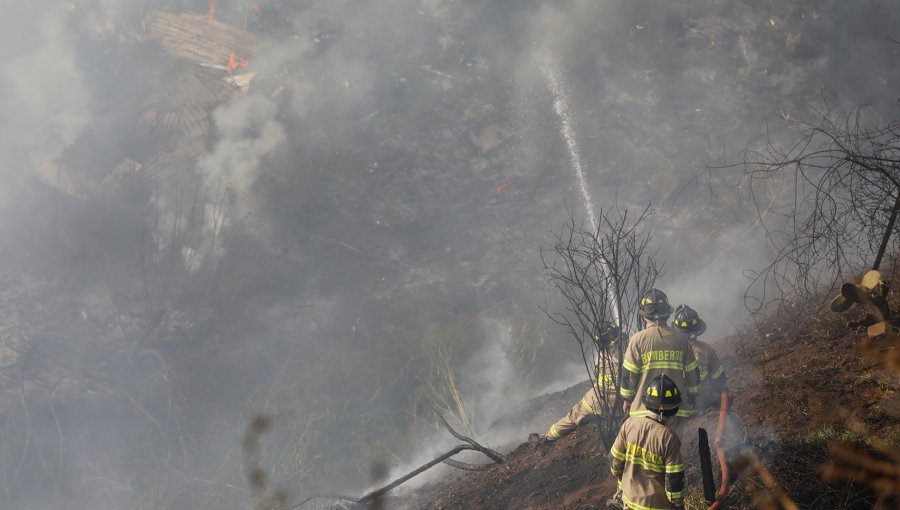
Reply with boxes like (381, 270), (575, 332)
(619, 289), (701, 422)
(671, 304), (727, 411)
(540, 322), (622, 443)
(610, 374), (686, 510)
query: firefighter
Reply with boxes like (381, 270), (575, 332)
(609, 375), (686, 510)
(671, 304), (727, 411)
(537, 322), (622, 445)
(619, 289), (700, 422)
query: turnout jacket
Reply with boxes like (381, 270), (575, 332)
(610, 415), (685, 510)
(592, 348), (621, 406)
(691, 338), (727, 410)
(620, 321), (700, 418)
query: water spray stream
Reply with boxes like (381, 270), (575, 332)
(537, 50), (621, 322)
(538, 51), (598, 233)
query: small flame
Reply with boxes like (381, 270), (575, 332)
(208, 0), (216, 20)
(228, 50), (250, 72)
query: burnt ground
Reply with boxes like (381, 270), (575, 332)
(399, 425), (615, 510)
(378, 282), (900, 509)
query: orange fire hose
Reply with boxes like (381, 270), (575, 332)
(708, 391), (730, 510)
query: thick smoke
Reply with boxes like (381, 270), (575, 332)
(5, 12), (90, 148)
(199, 93), (286, 216)
(0, 1), (899, 509)
(0, 3), (91, 214)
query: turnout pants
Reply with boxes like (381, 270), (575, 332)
(546, 387), (609, 440)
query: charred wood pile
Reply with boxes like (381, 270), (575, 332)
(141, 140), (208, 182)
(29, 9), (258, 201)
(137, 67), (238, 146)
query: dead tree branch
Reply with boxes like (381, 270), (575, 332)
(540, 204), (661, 447)
(731, 450), (800, 510)
(435, 411), (506, 466)
(282, 413), (505, 509)
(739, 108), (900, 314)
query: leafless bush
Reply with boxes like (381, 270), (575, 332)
(541, 205), (661, 446)
(741, 109), (900, 315)
(825, 441), (900, 510)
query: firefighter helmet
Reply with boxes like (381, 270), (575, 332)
(594, 321), (622, 345)
(671, 305), (707, 336)
(639, 288), (673, 320)
(641, 374), (682, 412)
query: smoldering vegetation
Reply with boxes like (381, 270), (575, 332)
(0, 1), (897, 509)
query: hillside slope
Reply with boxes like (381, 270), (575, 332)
(394, 282), (900, 509)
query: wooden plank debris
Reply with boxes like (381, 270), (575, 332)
(31, 10), (262, 199)
(142, 141), (207, 182)
(29, 150), (142, 201)
(138, 67), (238, 143)
(143, 10), (259, 67)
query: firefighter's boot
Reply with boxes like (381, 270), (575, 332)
(605, 487), (624, 509)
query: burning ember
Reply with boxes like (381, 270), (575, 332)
(228, 50), (250, 72)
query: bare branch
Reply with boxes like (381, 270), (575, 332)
(735, 108), (900, 314)
(540, 204), (661, 447)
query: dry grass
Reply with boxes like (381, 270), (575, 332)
(821, 329), (900, 509)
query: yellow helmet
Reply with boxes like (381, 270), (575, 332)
(641, 374), (682, 412)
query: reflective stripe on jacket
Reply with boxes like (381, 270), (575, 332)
(610, 415), (684, 509)
(619, 321), (700, 417)
(691, 338), (727, 410)
(692, 339), (725, 383)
